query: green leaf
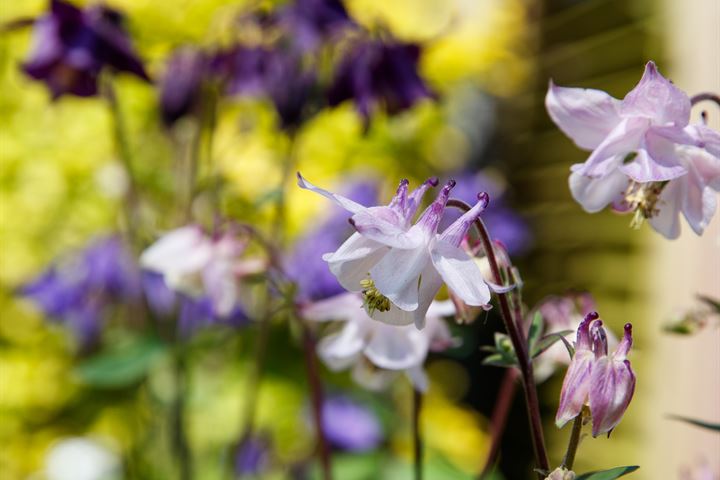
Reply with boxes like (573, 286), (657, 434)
(531, 331), (574, 358)
(75, 336), (167, 389)
(482, 353), (516, 368)
(527, 311), (544, 350)
(576, 466), (639, 480)
(668, 415), (720, 432)
(696, 294), (720, 314)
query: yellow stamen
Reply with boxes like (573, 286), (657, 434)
(361, 278), (391, 315)
(623, 181), (667, 229)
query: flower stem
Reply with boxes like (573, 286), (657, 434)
(172, 347), (193, 480)
(561, 412), (584, 470)
(480, 368), (520, 478)
(447, 199), (550, 476)
(690, 92), (720, 107)
(413, 388), (424, 480)
(300, 322), (333, 480)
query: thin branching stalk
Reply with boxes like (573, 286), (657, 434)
(172, 346), (193, 480)
(561, 412), (584, 470)
(690, 92), (720, 107)
(413, 388), (424, 480)
(447, 199), (550, 477)
(481, 368), (520, 478)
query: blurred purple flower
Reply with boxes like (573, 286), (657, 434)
(22, 0), (149, 98)
(19, 235), (141, 346)
(234, 436), (270, 476)
(279, 0), (354, 51)
(322, 395), (383, 452)
(328, 39), (434, 122)
(177, 295), (248, 337)
(442, 172), (532, 255)
(159, 47), (207, 126)
(287, 181), (378, 302)
(141, 271), (177, 318)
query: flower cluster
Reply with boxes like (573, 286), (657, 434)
(556, 312), (636, 437)
(547, 62), (720, 238)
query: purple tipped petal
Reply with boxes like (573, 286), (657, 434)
(546, 80), (622, 150)
(614, 323), (633, 360)
(590, 320), (609, 358)
(588, 356), (636, 437)
(429, 241), (490, 307)
(297, 173), (366, 214)
(438, 191), (489, 247)
(405, 177), (438, 220)
(575, 312), (597, 351)
(620, 61), (691, 127)
(414, 180), (455, 233)
(555, 347), (594, 428)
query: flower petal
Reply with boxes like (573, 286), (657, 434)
(686, 124), (720, 158)
(350, 207), (423, 249)
(546, 81), (622, 150)
(649, 180), (682, 239)
(366, 304), (416, 326)
(569, 168), (629, 213)
(323, 233), (388, 291)
(405, 365), (429, 393)
(619, 129), (688, 182)
(680, 149), (718, 235)
(302, 293), (364, 322)
(430, 241), (490, 307)
(588, 357), (636, 437)
(555, 350), (594, 428)
(369, 244), (430, 311)
(572, 117), (650, 178)
(364, 324), (428, 370)
(140, 226), (211, 275)
(620, 61), (691, 127)
(317, 319), (370, 371)
(297, 172), (366, 214)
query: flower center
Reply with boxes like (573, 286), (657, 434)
(623, 180), (667, 228)
(360, 278), (391, 315)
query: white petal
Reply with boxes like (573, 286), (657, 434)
(413, 266), (445, 330)
(366, 304), (415, 326)
(569, 169), (629, 213)
(323, 233), (388, 291)
(202, 259), (237, 317)
(426, 300), (456, 318)
(316, 320), (369, 371)
(649, 181), (682, 239)
(546, 81), (622, 150)
(364, 323), (428, 370)
(301, 293), (364, 322)
(369, 245), (431, 311)
(297, 172), (366, 214)
(573, 117), (650, 178)
(405, 366), (429, 393)
(430, 241), (490, 307)
(351, 208), (424, 249)
(140, 226), (212, 275)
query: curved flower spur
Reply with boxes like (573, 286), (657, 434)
(297, 173), (492, 328)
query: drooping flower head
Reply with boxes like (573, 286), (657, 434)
(298, 173), (491, 328)
(159, 47), (207, 126)
(328, 38), (434, 123)
(546, 61), (720, 238)
(22, 0), (149, 98)
(302, 292), (457, 392)
(556, 312), (636, 437)
(19, 235), (141, 346)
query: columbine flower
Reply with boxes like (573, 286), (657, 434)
(532, 293), (617, 383)
(234, 435), (271, 477)
(298, 173), (491, 328)
(19, 235), (141, 346)
(547, 61), (720, 238)
(140, 226), (262, 318)
(301, 292), (457, 392)
(279, 0), (355, 51)
(159, 47), (207, 126)
(556, 313), (636, 437)
(22, 0), (149, 98)
(328, 38), (434, 122)
(321, 395), (383, 452)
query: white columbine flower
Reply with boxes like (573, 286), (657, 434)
(298, 173), (491, 328)
(140, 225), (258, 318)
(301, 292), (457, 392)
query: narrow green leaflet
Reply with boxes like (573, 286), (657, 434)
(530, 330), (574, 358)
(75, 335), (167, 389)
(696, 294), (720, 314)
(576, 466), (639, 480)
(527, 311), (544, 351)
(668, 415), (720, 432)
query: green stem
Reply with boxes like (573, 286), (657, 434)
(172, 347), (193, 480)
(561, 412), (584, 470)
(413, 389), (423, 480)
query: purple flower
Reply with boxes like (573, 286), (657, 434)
(141, 271), (177, 318)
(279, 0), (354, 51)
(546, 61), (720, 238)
(234, 436), (270, 476)
(298, 173), (490, 328)
(287, 181), (378, 302)
(19, 235), (141, 346)
(159, 47), (207, 126)
(328, 39), (434, 122)
(556, 313), (636, 437)
(442, 172), (532, 255)
(321, 395), (383, 451)
(22, 0), (149, 98)
(177, 295), (248, 337)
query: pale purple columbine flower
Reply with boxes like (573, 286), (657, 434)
(532, 293), (617, 383)
(556, 313), (636, 437)
(321, 395), (383, 452)
(19, 235), (141, 346)
(297, 173), (491, 328)
(547, 61), (720, 238)
(22, 0), (149, 98)
(302, 292), (457, 392)
(140, 226), (262, 318)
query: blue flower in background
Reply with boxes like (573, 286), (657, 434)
(177, 295), (249, 337)
(159, 47), (207, 126)
(280, 0), (354, 51)
(19, 235), (141, 346)
(321, 395), (383, 452)
(328, 39), (434, 122)
(286, 181), (378, 302)
(234, 435), (271, 476)
(22, 0), (149, 98)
